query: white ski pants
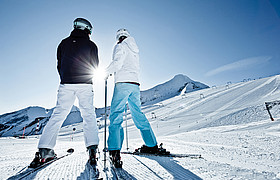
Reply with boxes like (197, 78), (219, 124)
(38, 84), (99, 149)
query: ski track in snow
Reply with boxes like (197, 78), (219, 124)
(1, 75), (280, 179)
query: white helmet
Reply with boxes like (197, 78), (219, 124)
(116, 28), (130, 40)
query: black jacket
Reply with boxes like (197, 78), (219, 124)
(57, 29), (99, 84)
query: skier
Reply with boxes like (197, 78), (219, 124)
(30, 18), (99, 168)
(105, 29), (161, 168)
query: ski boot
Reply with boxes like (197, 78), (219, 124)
(87, 145), (98, 166)
(109, 150), (123, 168)
(29, 148), (57, 168)
(158, 143), (170, 155)
(136, 143), (170, 155)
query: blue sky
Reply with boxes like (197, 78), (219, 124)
(0, 0), (280, 114)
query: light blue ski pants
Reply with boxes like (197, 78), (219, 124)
(108, 83), (157, 151)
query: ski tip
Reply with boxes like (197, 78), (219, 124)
(67, 148), (74, 153)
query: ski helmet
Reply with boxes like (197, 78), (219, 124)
(73, 18), (93, 34)
(116, 28), (130, 40)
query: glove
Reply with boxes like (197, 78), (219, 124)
(104, 74), (109, 80)
(104, 73), (112, 80)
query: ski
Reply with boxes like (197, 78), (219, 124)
(121, 151), (202, 159)
(87, 149), (108, 180)
(107, 156), (134, 180)
(8, 148), (74, 180)
(86, 161), (104, 180)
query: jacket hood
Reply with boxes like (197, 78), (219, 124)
(123, 37), (139, 53)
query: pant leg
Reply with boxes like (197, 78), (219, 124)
(76, 84), (99, 148)
(38, 84), (76, 149)
(128, 85), (157, 147)
(107, 83), (130, 151)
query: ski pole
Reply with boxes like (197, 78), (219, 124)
(22, 126), (26, 138)
(103, 78), (108, 167)
(71, 128), (76, 141)
(125, 103), (129, 151)
(265, 102), (274, 121)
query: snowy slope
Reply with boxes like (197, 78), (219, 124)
(1, 74), (280, 179)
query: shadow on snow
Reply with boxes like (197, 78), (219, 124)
(140, 155), (202, 180)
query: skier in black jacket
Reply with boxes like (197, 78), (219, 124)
(30, 18), (100, 168)
(57, 24), (98, 84)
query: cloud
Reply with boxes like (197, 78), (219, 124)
(205, 56), (272, 77)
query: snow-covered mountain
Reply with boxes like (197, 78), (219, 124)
(0, 74), (208, 137)
(0, 106), (83, 137)
(0, 105), (109, 137)
(0, 106), (48, 137)
(140, 74), (209, 105)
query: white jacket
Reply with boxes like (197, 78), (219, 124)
(106, 37), (140, 84)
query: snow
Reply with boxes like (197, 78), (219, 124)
(1, 74), (280, 179)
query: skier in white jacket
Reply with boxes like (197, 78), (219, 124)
(105, 29), (159, 168)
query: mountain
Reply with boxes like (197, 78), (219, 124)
(0, 106), (83, 137)
(0, 106), (49, 137)
(140, 74), (209, 105)
(0, 74), (207, 137)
